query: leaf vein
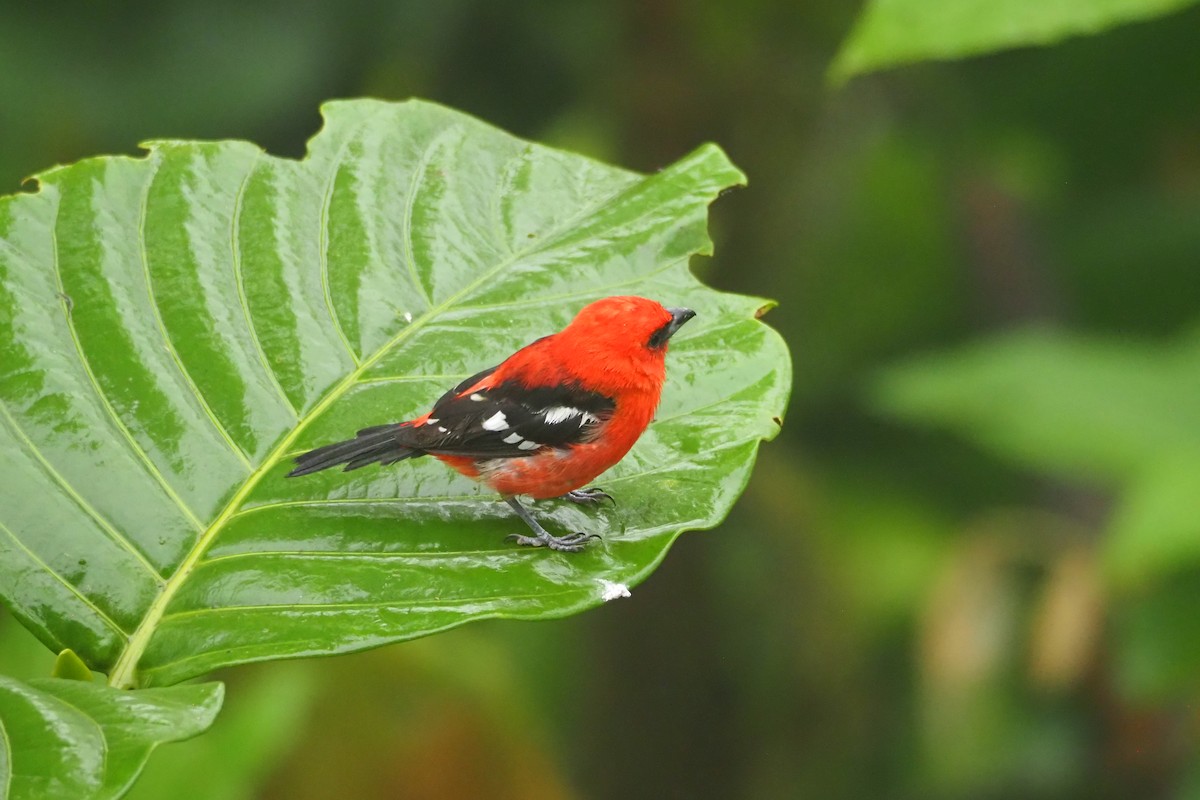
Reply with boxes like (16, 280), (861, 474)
(158, 590), (577, 624)
(137, 158), (254, 470)
(0, 519), (131, 639)
(486, 148), (525, 257)
(317, 123), (367, 366)
(651, 379), (779, 428)
(228, 492), (485, 520)
(452, 255), (689, 315)
(198, 546), (516, 567)
(606, 440), (754, 485)
(0, 400), (164, 582)
(355, 373), (471, 385)
(41, 197), (206, 534)
(399, 131), (447, 308)
(230, 153), (300, 419)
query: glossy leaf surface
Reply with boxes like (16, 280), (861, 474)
(0, 99), (789, 688)
(0, 677), (221, 800)
(831, 0), (1200, 81)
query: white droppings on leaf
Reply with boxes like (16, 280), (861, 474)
(599, 580), (631, 602)
(404, 312), (413, 323)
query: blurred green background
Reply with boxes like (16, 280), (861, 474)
(3, 1), (1200, 797)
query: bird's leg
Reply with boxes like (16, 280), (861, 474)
(561, 487), (615, 505)
(505, 497), (600, 553)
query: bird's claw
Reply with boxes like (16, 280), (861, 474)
(563, 487), (615, 506)
(505, 530), (602, 553)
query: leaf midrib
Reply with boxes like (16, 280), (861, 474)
(105, 161), (650, 689)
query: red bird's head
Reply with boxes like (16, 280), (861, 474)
(551, 296), (695, 394)
(564, 296), (695, 351)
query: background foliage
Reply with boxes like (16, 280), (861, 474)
(2, 0), (1199, 798)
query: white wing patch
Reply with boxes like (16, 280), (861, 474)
(543, 406), (583, 425)
(503, 432), (523, 444)
(482, 411), (508, 431)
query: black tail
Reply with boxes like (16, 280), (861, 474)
(287, 424), (421, 477)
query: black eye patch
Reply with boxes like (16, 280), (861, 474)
(647, 321), (674, 349)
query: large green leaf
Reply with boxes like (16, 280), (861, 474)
(0, 99), (789, 689)
(0, 676), (221, 800)
(831, 0), (1200, 82)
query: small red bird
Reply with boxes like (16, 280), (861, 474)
(288, 296), (695, 552)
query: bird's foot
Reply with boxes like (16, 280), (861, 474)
(562, 487), (615, 505)
(504, 496), (602, 553)
(505, 530), (601, 553)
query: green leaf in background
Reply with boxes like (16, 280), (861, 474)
(873, 328), (1200, 585)
(1112, 569), (1200, 699)
(831, 0), (1200, 81)
(0, 677), (222, 800)
(1105, 457), (1200, 587)
(874, 329), (1200, 482)
(0, 98), (789, 690)
(123, 665), (315, 800)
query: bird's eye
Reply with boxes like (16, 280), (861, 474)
(647, 321), (673, 349)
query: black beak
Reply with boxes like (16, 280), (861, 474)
(650, 307), (696, 348)
(667, 307), (696, 335)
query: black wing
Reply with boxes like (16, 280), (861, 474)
(433, 365), (499, 407)
(399, 377), (615, 459)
